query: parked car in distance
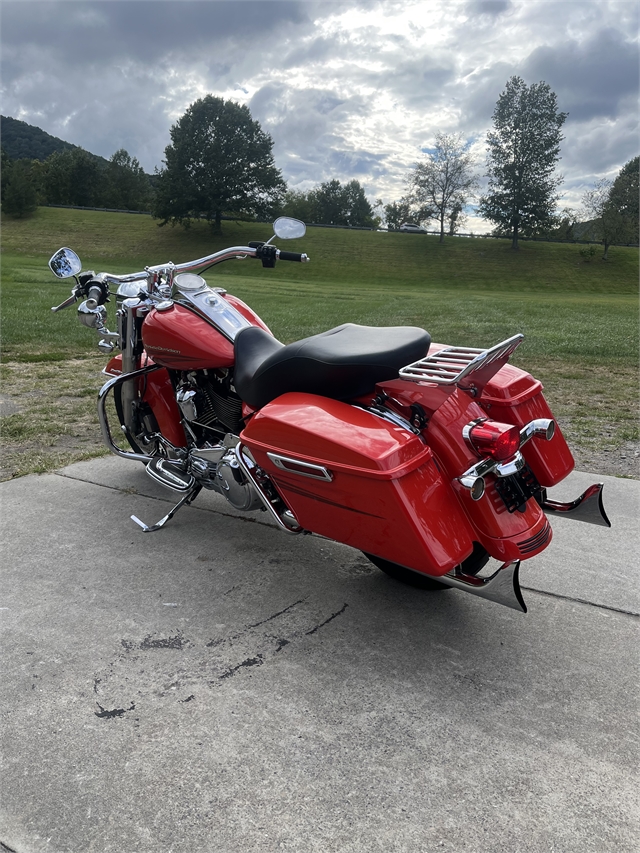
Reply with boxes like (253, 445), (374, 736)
(399, 223), (426, 233)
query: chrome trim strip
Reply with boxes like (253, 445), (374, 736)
(437, 560), (527, 613)
(541, 483), (611, 528)
(266, 453), (333, 481)
(356, 403), (421, 436)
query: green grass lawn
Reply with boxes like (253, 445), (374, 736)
(1, 206), (638, 478)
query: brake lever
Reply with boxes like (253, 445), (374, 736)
(51, 289), (81, 312)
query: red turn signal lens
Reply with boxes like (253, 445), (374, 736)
(465, 420), (521, 462)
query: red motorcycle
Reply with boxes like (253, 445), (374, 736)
(48, 218), (610, 613)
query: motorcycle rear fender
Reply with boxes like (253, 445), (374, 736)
(378, 379), (553, 563)
(240, 392), (476, 576)
(379, 358), (574, 488)
(103, 353), (185, 447)
(478, 363), (574, 486)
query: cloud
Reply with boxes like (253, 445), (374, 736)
(1, 1), (314, 62)
(522, 27), (639, 122)
(0, 0), (636, 228)
(466, 0), (513, 17)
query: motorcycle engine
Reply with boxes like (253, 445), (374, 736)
(174, 371), (262, 512)
(176, 370), (244, 436)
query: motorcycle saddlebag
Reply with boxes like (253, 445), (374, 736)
(479, 364), (574, 487)
(240, 392), (475, 576)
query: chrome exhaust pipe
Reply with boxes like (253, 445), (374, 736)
(520, 418), (555, 445)
(437, 560), (527, 613)
(540, 483), (611, 527)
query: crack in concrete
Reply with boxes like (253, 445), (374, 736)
(522, 586), (639, 617)
(95, 702), (136, 719)
(219, 654), (264, 680)
(306, 603), (349, 635)
(53, 471), (279, 529)
(245, 598), (306, 630)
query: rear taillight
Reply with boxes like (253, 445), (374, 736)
(463, 419), (521, 462)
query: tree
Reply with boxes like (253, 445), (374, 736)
(307, 179), (376, 227)
(153, 96), (286, 230)
(408, 133), (478, 243)
(383, 196), (432, 230)
(547, 207), (578, 241)
(279, 189), (315, 223)
(280, 180), (377, 227)
(582, 166), (638, 260)
(2, 158), (38, 217)
(479, 76), (567, 249)
(609, 156), (639, 237)
(1, 147), (12, 201)
(104, 149), (152, 210)
(42, 148), (105, 207)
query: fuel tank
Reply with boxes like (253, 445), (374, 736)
(143, 303), (235, 370)
(142, 295), (270, 371)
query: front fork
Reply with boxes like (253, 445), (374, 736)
(118, 297), (149, 439)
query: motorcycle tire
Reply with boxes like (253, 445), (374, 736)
(363, 542), (490, 591)
(113, 385), (159, 457)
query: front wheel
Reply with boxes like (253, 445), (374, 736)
(113, 385), (161, 457)
(363, 542), (490, 591)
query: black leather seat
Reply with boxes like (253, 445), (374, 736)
(234, 323), (431, 410)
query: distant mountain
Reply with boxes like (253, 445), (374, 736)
(1, 115), (108, 165)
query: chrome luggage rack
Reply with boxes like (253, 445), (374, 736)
(399, 334), (524, 394)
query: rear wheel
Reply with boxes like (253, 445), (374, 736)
(363, 542), (490, 591)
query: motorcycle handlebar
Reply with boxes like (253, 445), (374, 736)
(93, 242), (310, 286)
(278, 251), (309, 263)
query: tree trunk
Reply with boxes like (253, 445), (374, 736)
(602, 239), (610, 260)
(439, 212), (445, 243)
(214, 209), (222, 233)
(511, 222), (519, 250)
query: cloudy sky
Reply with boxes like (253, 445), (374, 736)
(2, 0), (638, 230)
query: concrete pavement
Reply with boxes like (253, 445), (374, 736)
(1, 458), (638, 852)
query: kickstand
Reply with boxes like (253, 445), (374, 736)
(131, 485), (202, 533)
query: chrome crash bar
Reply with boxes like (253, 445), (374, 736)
(97, 364), (165, 462)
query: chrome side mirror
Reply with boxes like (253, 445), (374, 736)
(273, 217), (306, 240)
(49, 247), (82, 279)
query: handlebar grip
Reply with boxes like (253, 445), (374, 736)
(278, 251), (309, 262)
(85, 286), (104, 310)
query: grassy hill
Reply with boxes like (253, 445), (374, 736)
(2, 206), (637, 360)
(3, 205), (637, 294)
(1, 206), (638, 478)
